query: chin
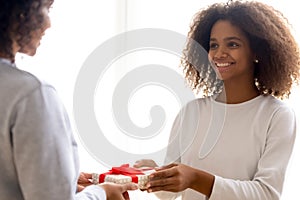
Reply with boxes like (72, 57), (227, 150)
(20, 48), (37, 56)
(19, 42), (39, 56)
(213, 70), (224, 80)
(27, 51), (37, 56)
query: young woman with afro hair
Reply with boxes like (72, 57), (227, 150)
(135, 1), (300, 199)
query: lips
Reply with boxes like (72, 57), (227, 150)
(215, 62), (231, 67)
(214, 62), (234, 73)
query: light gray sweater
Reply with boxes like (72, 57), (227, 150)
(0, 59), (105, 200)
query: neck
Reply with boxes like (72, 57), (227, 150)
(216, 80), (259, 104)
(0, 54), (13, 61)
(0, 47), (16, 63)
(0, 40), (18, 62)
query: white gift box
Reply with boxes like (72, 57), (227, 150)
(93, 164), (155, 189)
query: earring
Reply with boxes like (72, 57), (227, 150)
(20, 13), (25, 19)
(254, 59), (259, 63)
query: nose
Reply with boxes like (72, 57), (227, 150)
(40, 7), (51, 32)
(44, 15), (51, 30)
(213, 46), (228, 59)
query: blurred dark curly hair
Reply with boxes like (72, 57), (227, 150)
(181, 0), (300, 99)
(0, 0), (54, 62)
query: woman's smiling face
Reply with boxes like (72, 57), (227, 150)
(208, 19), (256, 82)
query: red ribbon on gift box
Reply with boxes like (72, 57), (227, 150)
(99, 164), (153, 183)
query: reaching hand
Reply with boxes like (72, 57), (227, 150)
(145, 163), (215, 197)
(77, 172), (93, 192)
(100, 182), (138, 200)
(145, 163), (195, 193)
(133, 159), (158, 168)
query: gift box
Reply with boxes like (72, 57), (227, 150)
(93, 164), (155, 189)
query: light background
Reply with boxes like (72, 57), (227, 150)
(16, 0), (300, 199)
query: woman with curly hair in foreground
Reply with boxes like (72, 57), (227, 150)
(135, 1), (300, 199)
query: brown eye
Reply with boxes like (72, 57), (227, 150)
(209, 43), (218, 50)
(228, 42), (239, 48)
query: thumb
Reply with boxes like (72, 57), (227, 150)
(121, 183), (138, 192)
(155, 163), (178, 171)
(82, 172), (93, 179)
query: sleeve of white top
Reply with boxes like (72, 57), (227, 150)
(153, 191), (181, 200)
(209, 106), (296, 200)
(153, 109), (185, 200)
(75, 185), (107, 200)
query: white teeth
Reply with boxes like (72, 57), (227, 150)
(216, 63), (231, 67)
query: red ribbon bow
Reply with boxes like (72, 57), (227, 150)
(99, 164), (152, 183)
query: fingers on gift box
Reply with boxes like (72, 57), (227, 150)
(92, 164), (155, 189)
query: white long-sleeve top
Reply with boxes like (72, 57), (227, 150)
(0, 59), (106, 200)
(157, 94), (296, 200)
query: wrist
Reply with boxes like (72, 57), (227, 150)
(190, 169), (215, 198)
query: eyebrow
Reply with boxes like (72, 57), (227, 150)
(210, 37), (242, 42)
